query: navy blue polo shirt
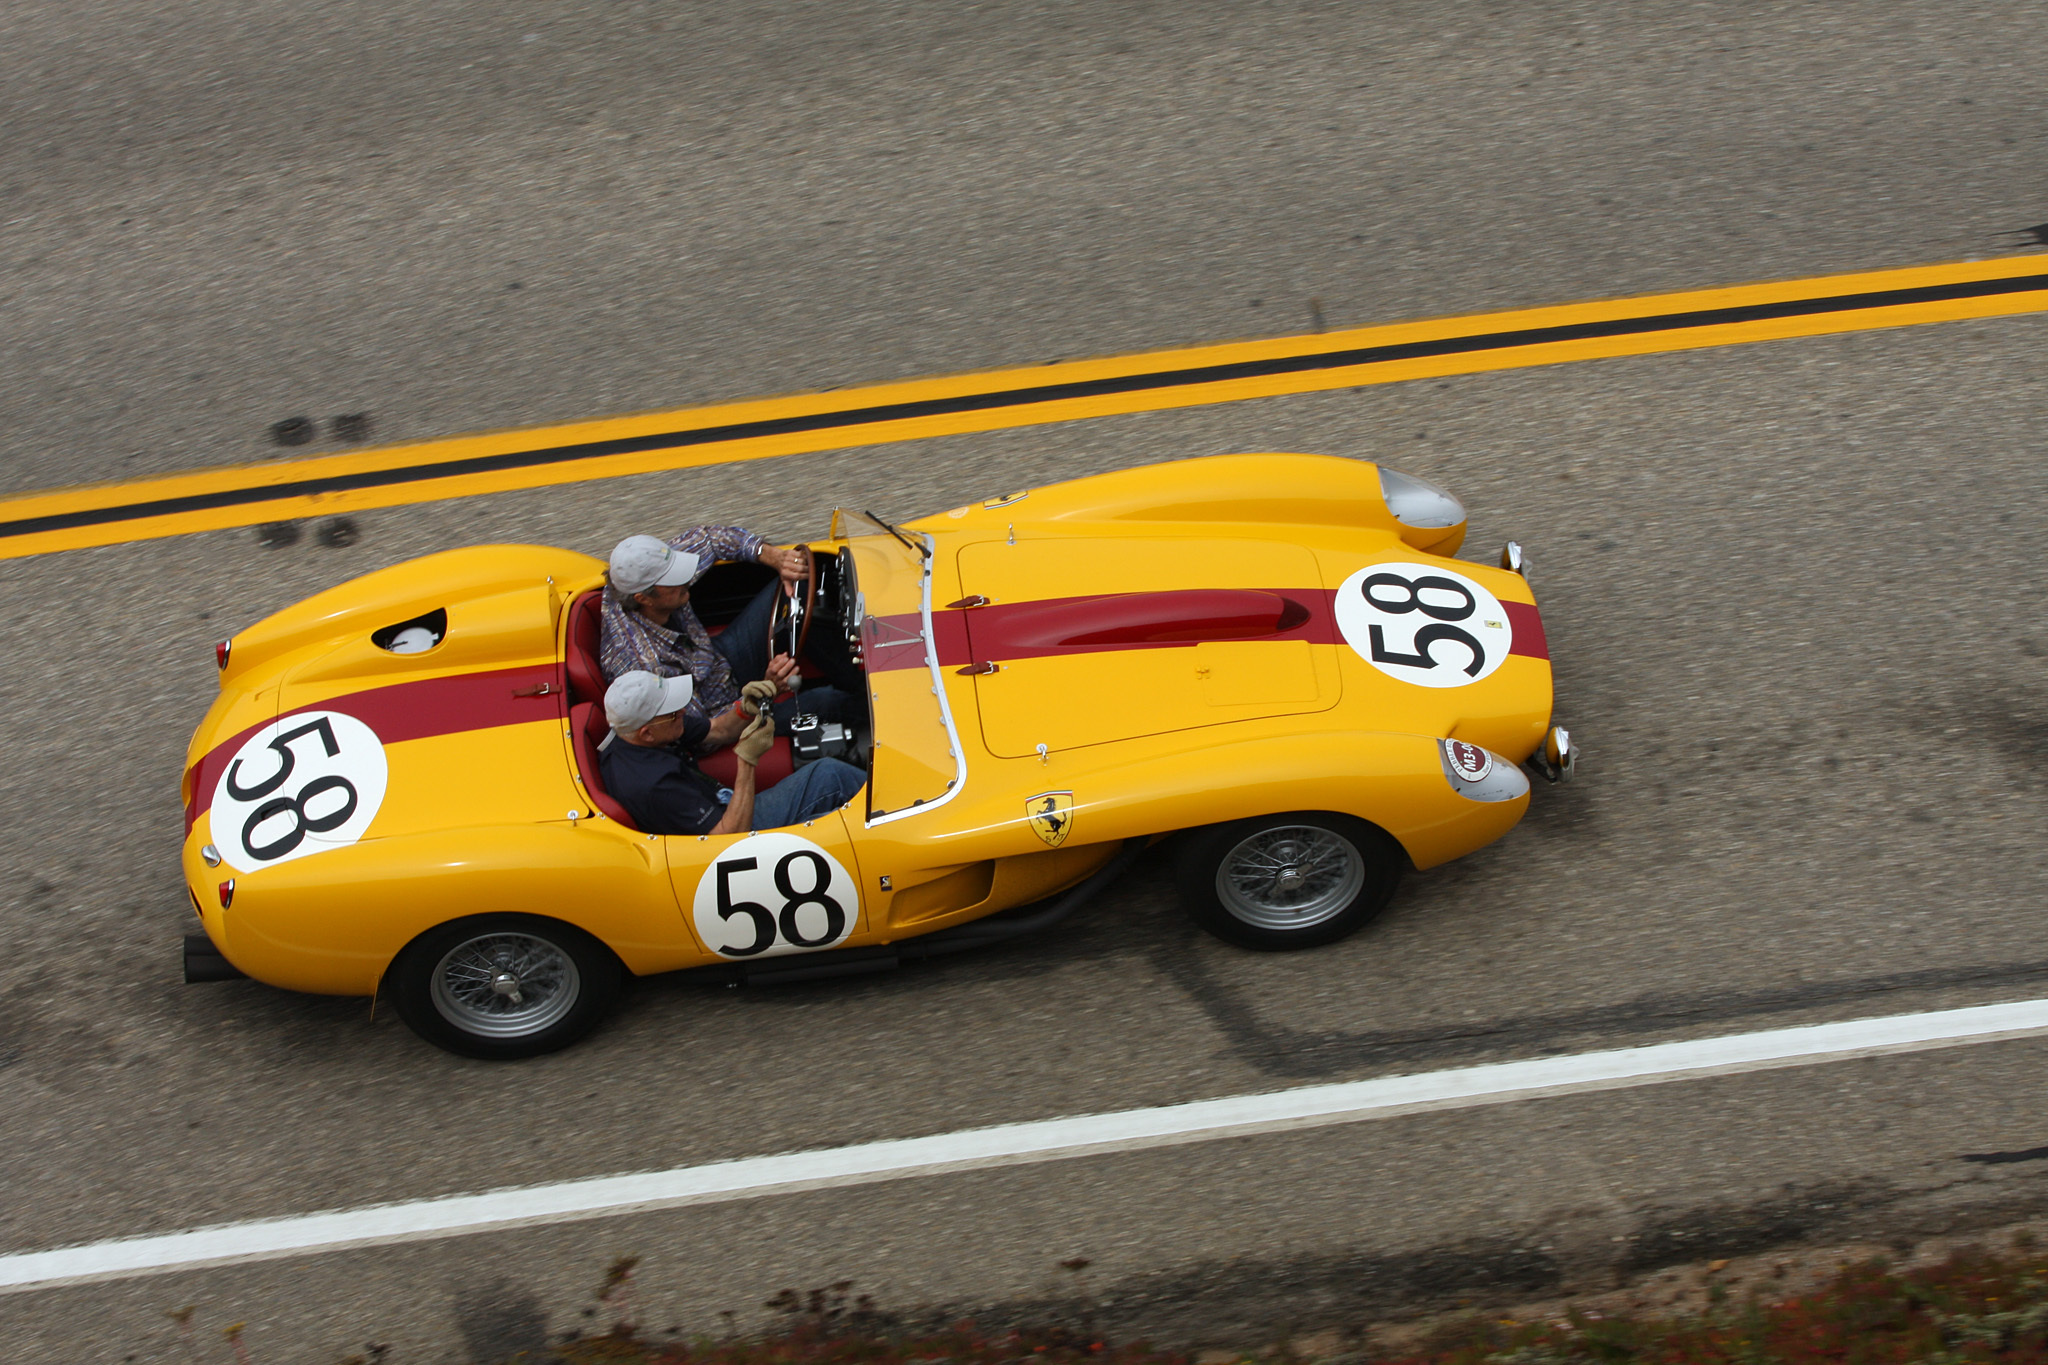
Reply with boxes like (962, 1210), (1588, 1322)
(598, 714), (726, 836)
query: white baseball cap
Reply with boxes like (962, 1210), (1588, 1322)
(608, 535), (702, 596)
(601, 670), (695, 748)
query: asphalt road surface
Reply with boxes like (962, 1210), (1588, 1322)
(1, 1), (2045, 1361)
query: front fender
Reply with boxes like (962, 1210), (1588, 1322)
(1056, 731), (1528, 870)
(857, 730), (1527, 878)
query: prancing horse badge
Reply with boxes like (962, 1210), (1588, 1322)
(1026, 791), (1074, 848)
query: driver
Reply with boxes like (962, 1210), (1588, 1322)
(598, 528), (856, 747)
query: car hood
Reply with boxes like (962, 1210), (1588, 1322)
(939, 534), (1551, 762)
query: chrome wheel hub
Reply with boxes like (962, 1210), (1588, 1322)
(430, 932), (579, 1038)
(1215, 826), (1366, 931)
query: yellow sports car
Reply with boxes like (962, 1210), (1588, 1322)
(181, 454), (1573, 1058)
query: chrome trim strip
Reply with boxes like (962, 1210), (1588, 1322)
(866, 532), (968, 827)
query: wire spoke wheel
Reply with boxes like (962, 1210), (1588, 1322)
(393, 915), (621, 1059)
(428, 931), (581, 1038)
(1214, 825), (1367, 930)
(1178, 813), (1400, 951)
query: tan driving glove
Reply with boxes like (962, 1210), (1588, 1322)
(739, 678), (779, 717)
(734, 711), (775, 766)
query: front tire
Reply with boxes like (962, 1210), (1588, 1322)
(388, 914), (622, 1060)
(1175, 813), (1404, 951)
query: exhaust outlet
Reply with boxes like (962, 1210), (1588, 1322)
(184, 933), (247, 983)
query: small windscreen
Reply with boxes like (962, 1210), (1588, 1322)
(839, 523), (960, 820)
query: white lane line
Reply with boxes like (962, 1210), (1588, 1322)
(7, 997), (2047, 1295)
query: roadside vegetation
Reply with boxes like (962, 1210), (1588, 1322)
(544, 1243), (2048, 1365)
(173, 1239), (2048, 1364)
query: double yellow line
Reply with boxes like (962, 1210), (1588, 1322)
(4, 254), (2044, 560)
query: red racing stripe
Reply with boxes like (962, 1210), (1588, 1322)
(184, 664), (561, 832)
(869, 588), (1549, 671)
(1502, 600), (1548, 660)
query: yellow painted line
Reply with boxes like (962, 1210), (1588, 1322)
(2, 254), (2044, 559)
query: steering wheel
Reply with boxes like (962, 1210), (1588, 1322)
(766, 544), (818, 673)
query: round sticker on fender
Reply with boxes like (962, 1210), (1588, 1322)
(693, 833), (860, 960)
(1444, 740), (1494, 780)
(1334, 562), (1512, 689)
(211, 711), (389, 872)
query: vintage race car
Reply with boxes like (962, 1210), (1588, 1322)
(180, 454), (1573, 1058)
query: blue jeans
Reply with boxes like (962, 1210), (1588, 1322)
(711, 580), (863, 702)
(708, 580), (780, 683)
(752, 756), (867, 830)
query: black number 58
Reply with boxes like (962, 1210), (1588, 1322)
(712, 851), (847, 956)
(1360, 571), (1486, 676)
(229, 717), (360, 861)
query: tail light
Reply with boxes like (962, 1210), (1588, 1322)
(217, 880), (235, 910)
(215, 640), (231, 671)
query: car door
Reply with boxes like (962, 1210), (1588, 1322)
(662, 802), (874, 964)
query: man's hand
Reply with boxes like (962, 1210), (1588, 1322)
(707, 755), (756, 836)
(706, 706), (747, 751)
(734, 711), (775, 767)
(764, 653), (798, 693)
(739, 678), (778, 717)
(761, 544), (812, 590)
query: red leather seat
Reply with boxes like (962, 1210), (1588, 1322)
(702, 731), (795, 789)
(569, 701), (639, 829)
(564, 590), (607, 705)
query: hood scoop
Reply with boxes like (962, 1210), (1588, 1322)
(982, 590), (1311, 653)
(961, 589), (1332, 757)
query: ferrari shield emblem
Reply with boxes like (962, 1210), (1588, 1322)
(1026, 791), (1074, 848)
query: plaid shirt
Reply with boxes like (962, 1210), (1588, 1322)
(598, 525), (768, 725)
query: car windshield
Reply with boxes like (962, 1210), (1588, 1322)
(837, 514), (961, 821)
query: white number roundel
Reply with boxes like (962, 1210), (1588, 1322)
(211, 711), (389, 872)
(1334, 562), (1513, 689)
(692, 833), (860, 960)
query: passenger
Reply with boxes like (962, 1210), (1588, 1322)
(598, 530), (859, 750)
(598, 671), (866, 836)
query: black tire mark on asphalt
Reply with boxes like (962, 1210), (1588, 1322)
(316, 516), (361, 547)
(269, 416), (315, 447)
(1150, 934), (2048, 1079)
(1962, 1146), (2048, 1165)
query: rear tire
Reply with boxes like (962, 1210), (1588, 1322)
(388, 914), (622, 1060)
(1175, 812), (1404, 951)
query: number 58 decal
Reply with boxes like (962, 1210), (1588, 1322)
(210, 711), (389, 871)
(1333, 562), (1514, 689)
(690, 833), (861, 960)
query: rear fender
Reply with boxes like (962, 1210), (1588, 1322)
(219, 545), (600, 689)
(206, 821), (679, 995)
